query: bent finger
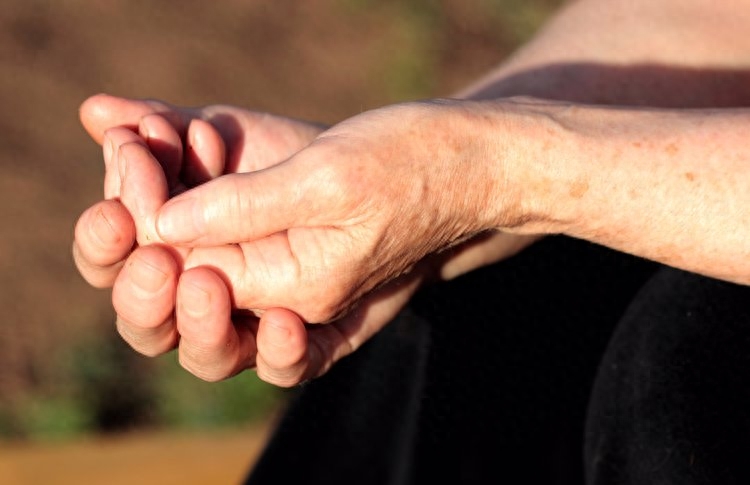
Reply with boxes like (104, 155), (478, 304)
(176, 267), (256, 382)
(255, 308), (309, 388)
(80, 93), (190, 145)
(112, 245), (179, 357)
(102, 127), (146, 199)
(263, 271), (422, 385)
(118, 141), (170, 245)
(139, 113), (184, 191)
(73, 199), (136, 288)
(183, 118), (226, 186)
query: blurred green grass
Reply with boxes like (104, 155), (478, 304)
(0, 0), (562, 443)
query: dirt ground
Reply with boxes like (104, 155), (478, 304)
(0, 422), (273, 485)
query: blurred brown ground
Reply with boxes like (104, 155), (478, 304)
(0, 0), (561, 482)
(0, 421), (274, 485)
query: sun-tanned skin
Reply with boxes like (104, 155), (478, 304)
(74, 0), (750, 386)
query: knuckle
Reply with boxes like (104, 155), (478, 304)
(112, 296), (169, 330)
(179, 354), (230, 383)
(256, 367), (304, 389)
(225, 174), (250, 222)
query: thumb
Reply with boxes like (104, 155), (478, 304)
(155, 158), (322, 245)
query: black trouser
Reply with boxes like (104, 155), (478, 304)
(244, 236), (750, 485)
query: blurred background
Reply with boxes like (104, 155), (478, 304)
(0, 0), (562, 483)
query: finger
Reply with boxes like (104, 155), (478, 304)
(118, 141), (170, 245)
(183, 118), (226, 186)
(176, 267), (256, 382)
(139, 113), (184, 191)
(264, 271), (422, 385)
(101, 127), (146, 199)
(79, 93), (190, 145)
(80, 93), (325, 176)
(73, 200), (136, 288)
(112, 245), (179, 357)
(255, 308), (310, 387)
(155, 157), (322, 245)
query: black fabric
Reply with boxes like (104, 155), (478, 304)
(585, 268), (750, 485)
(244, 236), (750, 484)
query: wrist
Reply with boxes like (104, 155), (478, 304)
(469, 97), (580, 236)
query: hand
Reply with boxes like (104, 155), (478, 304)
(74, 95), (433, 386)
(74, 94), (324, 288)
(105, 112), (427, 386)
(73, 94), (341, 384)
(154, 99), (512, 324)
(74, 96), (533, 387)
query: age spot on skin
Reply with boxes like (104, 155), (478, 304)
(665, 142), (679, 156)
(685, 172), (696, 182)
(568, 180), (589, 199)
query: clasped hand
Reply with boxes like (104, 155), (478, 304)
(73, 95), (516, 386)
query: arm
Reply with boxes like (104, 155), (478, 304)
(437, 0), (750, 281)
(459, 0), (750, 105)
(76, 0), (750, 386)
(480, 99), (750, 284)
(154, 0), (750, 318)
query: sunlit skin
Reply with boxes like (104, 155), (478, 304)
(74, 97), (436, 384)
(74, 0), (750, 386)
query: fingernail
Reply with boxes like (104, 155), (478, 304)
(188, 122), (201, 150)
(118, 146), (128, 180)
(181, 282), (210, 317)
(139, 117), (151, 140)
(103, 134), (113, 163)
(129, 256), (168, 293)
(156, 197), (202, 242)
(91, 208), (121, 246)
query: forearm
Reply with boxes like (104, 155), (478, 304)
(438, 0), (750, 280)
(481, 99), (750, 284)
(455, 0), (750, 106)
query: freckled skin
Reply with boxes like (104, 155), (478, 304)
(568, 180), (589, 199)
(511, 103), (750, 285)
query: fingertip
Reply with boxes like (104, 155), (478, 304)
(176, 267), (242, 381)
(73, 199), (134, 288)
(77, 199), (134, 241)
(139, 113), (184, 187)
(111, 245), (180, 356)
(257, 308), (307, 369)
(177, 267), (230, 326)
(79, 94), (128, 144)
(79, 93), (112, 121)
(117, 245), (179, 299)
(185, 118), (226, 185)
(79, 93), (175, 145)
